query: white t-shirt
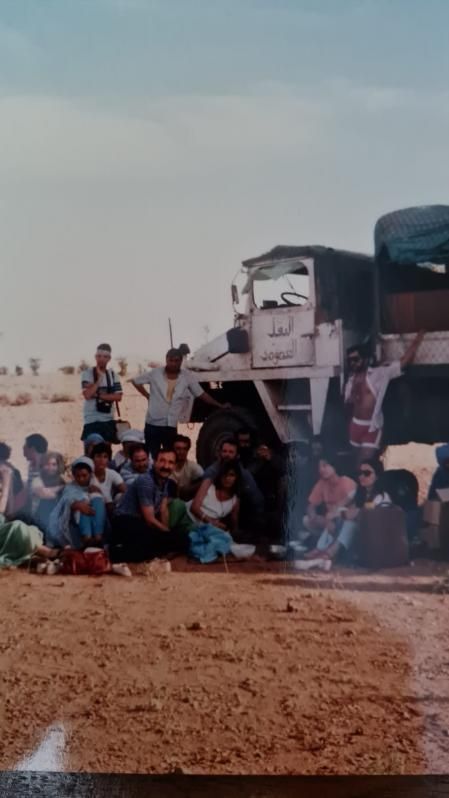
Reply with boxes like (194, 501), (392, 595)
(81, 368), (122, 424)
(171, 460), (204, 490)
(187, 484), (236, 521)
(91, 469), (124, 503)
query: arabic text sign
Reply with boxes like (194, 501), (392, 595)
(252, 309), (314, 368)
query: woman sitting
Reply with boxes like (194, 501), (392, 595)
(304, 454), (356, 533)
(305, 458), (390, 561)
(0, 463), (58, 568)
(90, 443), (126, 516)
(187, 461), (240, 536)
(47, 457), (106, 550)
(30, 451), (66, 535)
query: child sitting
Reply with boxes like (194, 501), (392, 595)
(47, 457), (106, 550)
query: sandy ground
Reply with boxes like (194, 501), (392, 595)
(0, 372), (448, 775)
(1, 561), (449, 775)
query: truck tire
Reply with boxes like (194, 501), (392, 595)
(196, 407), (258, 467)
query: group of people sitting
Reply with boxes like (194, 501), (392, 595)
(0, 423), (444, 573)
(0, 427), (286, 573)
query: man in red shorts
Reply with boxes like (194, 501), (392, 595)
(344, 331), (425, 465)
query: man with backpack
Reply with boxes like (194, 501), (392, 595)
(81, 343), (123, 444)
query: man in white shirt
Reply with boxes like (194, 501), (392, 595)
(131, 348), (227, 459)
(344, 331), (424, 464)
(81, 343), (123, 444)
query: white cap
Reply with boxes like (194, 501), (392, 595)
(119, 428), (145, 444)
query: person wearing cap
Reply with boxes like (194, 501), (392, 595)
(112, 429), (145, 473)
(84, 432), (105, 458)
(81, 344), (123, 444)
(130, 348), (228, 459)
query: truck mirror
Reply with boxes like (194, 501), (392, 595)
(227, 328), (249, 354)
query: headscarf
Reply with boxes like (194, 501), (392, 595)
(47, 457), (93, 548)
(71, 456), (94, 474)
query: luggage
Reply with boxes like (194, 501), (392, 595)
(60, 547), (111, 576)
(356, 504), (409, 569)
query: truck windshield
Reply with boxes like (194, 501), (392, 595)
(252, 265), (310, 309)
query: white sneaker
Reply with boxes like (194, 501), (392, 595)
(111, 563), (132, 577)
(293, 558), (332, 572)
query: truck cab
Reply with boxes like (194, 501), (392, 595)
(186, 245), (375, 464)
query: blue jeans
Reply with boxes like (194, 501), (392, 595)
(74, 497), (106, 546)
(316, 518), (357, 554)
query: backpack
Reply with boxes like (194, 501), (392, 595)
(60, 548), (111, 576)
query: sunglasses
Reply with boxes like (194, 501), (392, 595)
(359, 469), (374, 477)
(348, 356), (362, 364)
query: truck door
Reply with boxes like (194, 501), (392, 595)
(250, 258), (316, 368)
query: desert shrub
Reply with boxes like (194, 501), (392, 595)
(29, 358), (41, 376)
(59, 366), (75, 375)
(117, 357), (128, 377)
(0, 367), (8, 376)
(78, 360), (89, 373)
(0, 394), (10, 406)
(15, 366), (23, 376)
(49, 394), (74, 403)
(10, 393), (32, 406)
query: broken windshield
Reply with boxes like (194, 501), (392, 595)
(250, 260), (311, 309)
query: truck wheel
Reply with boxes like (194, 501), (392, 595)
(196, 407), (258, 467)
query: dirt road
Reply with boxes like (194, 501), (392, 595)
(1, 561), (449, 775)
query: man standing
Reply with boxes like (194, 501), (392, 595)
(130, 348), (227, 459)
(344, 332), (425, 464)
(81, 344), (123, 444)
(110, 449), (192, 562)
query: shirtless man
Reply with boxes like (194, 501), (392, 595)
(344, 332), (425, 464)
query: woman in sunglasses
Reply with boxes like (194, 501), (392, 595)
(305, 458), (390, 562)
(354, 459), (391, 510)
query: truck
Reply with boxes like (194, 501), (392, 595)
(181, 206), (449, 466)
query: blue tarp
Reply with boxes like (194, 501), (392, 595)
(374, 205), (449, 265)
(188, 524), (232, 564)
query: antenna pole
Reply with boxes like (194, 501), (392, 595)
(168, 318), (174, 348)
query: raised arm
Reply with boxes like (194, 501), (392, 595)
(401, 330), (425, 369)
